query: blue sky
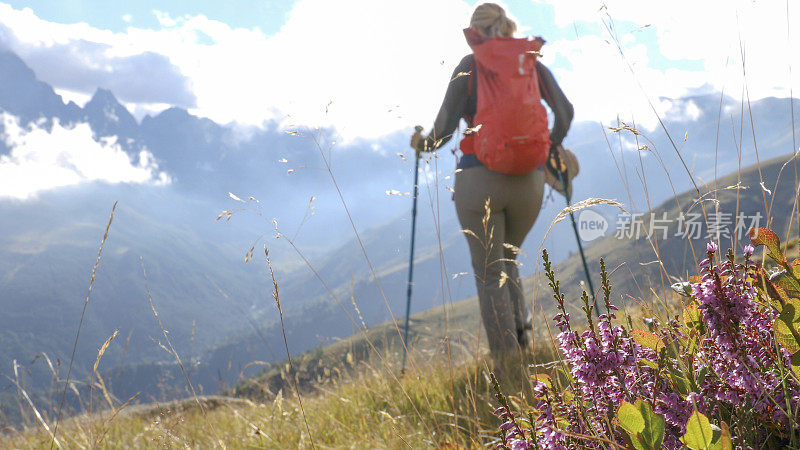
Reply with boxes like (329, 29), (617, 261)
(3, 0), (294, 34)
(0, 0), (796, 139)
(11, 0), (703, 76)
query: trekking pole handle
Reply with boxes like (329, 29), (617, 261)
(411, 126), (425, 154)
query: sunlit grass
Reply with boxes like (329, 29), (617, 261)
(2, 350), (559, 448)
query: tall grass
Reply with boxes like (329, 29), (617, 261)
(52, 201), (117, 448)
(1, 342), (559, 448)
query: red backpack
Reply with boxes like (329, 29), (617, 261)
(460, 29), (551, 175)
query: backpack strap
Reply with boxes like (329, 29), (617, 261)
(466, 57), (476, 125)
(459, 57), (477, 156)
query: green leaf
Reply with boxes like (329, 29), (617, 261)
(696, 367), (708, 388)
(638, 358), (659, 370)
(773, 318), (800, 353)
(771, 272), (800, 298)
(635, 398), (665, 450)
(783, 298), (800, 322)
(705, 429), (724, 450)
(774, 300), (800, 353)
(791, 351), (800, 377)
(530, 373), (552, 389)
(681, 410), (714, 450)
(709, 424), (723, 449)
(750, 227), (785, 263)
(670, 372), (692, 396)
(685, 334), (698, 356)
(617, 400), (645, 435)
(632, 329), (666, 352)
(617, 401), (647, 450)
(666, 340), (681, 360)
(791, 260), (800, 279)
(763, 276), (790, 310)
(683, 305), (702, 328)
(622, 433), (647, 450)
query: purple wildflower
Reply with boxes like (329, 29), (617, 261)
(496, 246), (800, 448)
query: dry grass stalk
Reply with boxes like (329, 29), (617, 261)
(140, 257), (225, 448)
(218, 143), (443, 440)
(306, 128), (435, 397)
(264, 246), (316, 449)
(7, 361), (63, 449)
(551, 198), (625, 226)
(92, 329), (118, 376)
(94, 392), (140, 446)
(52, 201), (117, 447)
(271, 227), (435, 438)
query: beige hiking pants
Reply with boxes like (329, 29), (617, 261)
(454, 165), (544, 358)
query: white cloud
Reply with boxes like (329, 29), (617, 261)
(125, 101), (175, 122)
(0, 112), (169, 200)
(537, 0), (800, 128)
(0, 0), (472, 140)
(53, 88), (91, 107)
(663, 99), (702, 123)
(1, 0), (797, 140)
(130, 0), (475, 139)
(0, 4), (195, 107)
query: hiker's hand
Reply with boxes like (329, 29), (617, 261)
(546, 144), (568, 180)
(410, 125), (426, 155)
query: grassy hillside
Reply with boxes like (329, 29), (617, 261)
(0, 292), (563, 448)
(172, 101), (800, 407)
(3, 149), (799, 446)
(0, 363), (521, 448)
(229, 150), (800, 427)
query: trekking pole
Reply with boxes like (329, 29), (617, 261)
(401, 126), (423, 374)
(555, 156), (600, 317)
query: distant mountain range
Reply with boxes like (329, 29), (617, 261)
(1, 48), (799, 422)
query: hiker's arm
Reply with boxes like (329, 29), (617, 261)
(416, 56), (471, 152)
(537, 61), (573, 146)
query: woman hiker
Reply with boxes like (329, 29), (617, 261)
(411, 3), (573, 363)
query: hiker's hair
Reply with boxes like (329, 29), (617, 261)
(470, 3), (516, 38)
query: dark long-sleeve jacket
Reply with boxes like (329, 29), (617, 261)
(420, 54), (574, 167)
